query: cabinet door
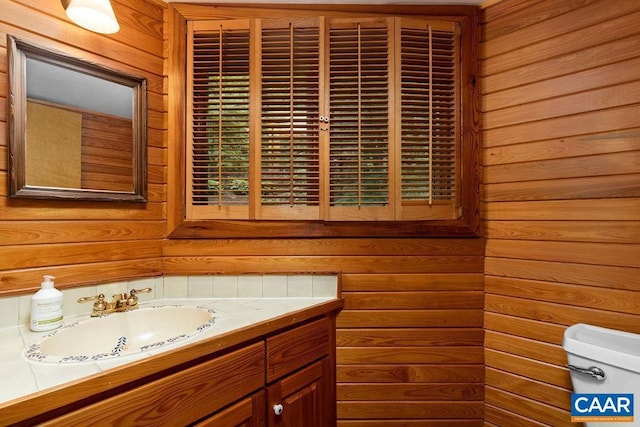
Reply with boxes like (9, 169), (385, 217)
(193, 390), (265, 427)
(267, 358), (331, 427)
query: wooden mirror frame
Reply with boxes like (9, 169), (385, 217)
(7, 35), (148, 202)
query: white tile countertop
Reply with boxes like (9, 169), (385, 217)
(0, 296), (336, 406)
(0, 273), (340, 410)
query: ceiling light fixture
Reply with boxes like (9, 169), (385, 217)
(61, 0), (120, 34)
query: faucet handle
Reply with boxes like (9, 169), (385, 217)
(77, 293), (107, 312)
(127, 287), (152, 307)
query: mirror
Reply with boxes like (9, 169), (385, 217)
(7, 36), (147, 202)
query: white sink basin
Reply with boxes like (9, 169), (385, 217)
(25, 305), (216, 363)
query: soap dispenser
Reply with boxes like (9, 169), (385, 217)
(30, 275), (64, 332)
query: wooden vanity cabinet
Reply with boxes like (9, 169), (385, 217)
(29, 314), (336, 427)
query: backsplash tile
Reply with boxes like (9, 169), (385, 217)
(238, 275), (263, 298)
(163, 276), (188, 298)
(0, 274), (337, 329)
(187, 276), (213, 298)
(262, 275), (288, 297)
(313, 275), (338, 297)
(287, 275), (313, 297)
(212, 276), (238, 298)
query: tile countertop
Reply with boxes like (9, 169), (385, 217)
(0, 296), (336, 407)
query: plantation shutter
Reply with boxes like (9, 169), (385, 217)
(187, 20), (251, 219)
(259, 18), (321, 219)
(185, 16), (462, 222)
(326, 18), (394, 220)
(398, 18), (460, 220)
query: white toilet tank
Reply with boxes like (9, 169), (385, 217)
(563, 323), (640, 427)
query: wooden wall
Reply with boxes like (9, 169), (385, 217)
(163, 238), (486, 425)
(481, 0), (640, 425)
(0, 0), (166, 295)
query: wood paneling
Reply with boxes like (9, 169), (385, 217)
(481, 1), (640, 426)
(165, 239), (485, 425)
(0, 0), (166, 296)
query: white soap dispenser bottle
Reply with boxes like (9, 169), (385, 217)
(30, 275), (64, 332)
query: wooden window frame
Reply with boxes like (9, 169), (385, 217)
(167, 4), (480, 238)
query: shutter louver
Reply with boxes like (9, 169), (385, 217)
(188, 22), (250, 217)
(328, 20), (390, 217)
(261, 21), (320, 218)
(400, 20), (459, 220)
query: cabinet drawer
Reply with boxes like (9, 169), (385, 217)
(43, 342), (265, 427)
(266, 317), (330, 383)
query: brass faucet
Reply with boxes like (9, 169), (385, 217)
(78, 288), (152, 317)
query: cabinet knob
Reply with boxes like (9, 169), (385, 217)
(273, 403), (284, 416)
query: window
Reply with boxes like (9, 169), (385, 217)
(170, 6), (479, 237)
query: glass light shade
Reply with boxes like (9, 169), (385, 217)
(61, 0), (120, 34)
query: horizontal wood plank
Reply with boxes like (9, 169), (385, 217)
(337, 383), (483, 401)
(342, 292), (484, 310)
(0, 221), (164, 245)
(484, 330), (566, 366)
(486, 220), (640, 243)
(484, 174), (640, 202)
(485, 239), (640, 267)
(337, 310), (483, 328)
(484, 312), (566, 345)
(484, 130), (640, 165)
(337, 329), (484, 347)
(337, 347), (483, 365)
(0, 240), (162, 270)
(484, 199), (640, 221)
(484, 151), (640, 184)
(0, 198), (165, 220)
(338, 401), (483, 420)
(336, 365), (484, 383)
(342, 273), (484, 291)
